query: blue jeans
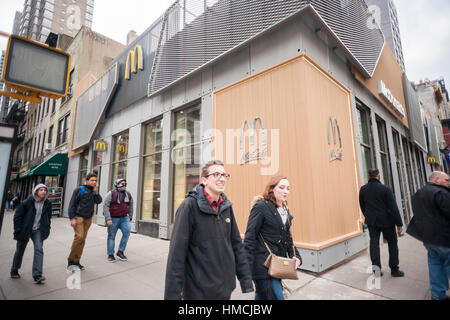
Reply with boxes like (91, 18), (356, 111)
(11, 230), (44, 279)
(5, 200), (10, 211)
(254, 278), (284, 300)
(424, 243), (450, 300)
(107, 216), (131, 255)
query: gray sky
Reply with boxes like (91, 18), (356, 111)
(0, 0), (449, 86)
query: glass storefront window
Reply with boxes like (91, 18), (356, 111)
(78, 149), (89, 184)
(172, 104), (202, 222)
(141, 120), (163, 221)
(376, 117), (394, 192)
(356, 103), (374, 183)
(111, 131), (129, 188)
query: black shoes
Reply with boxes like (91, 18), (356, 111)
(76, 263), (85, 271)
(34, 276), (46, 284)
(391, 269), (405, 277)
(116, 251), (128, 261)
(10, 271), (21, 279)
(108, 254), (116, 263)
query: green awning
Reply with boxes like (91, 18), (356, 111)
(27, 153), (68, 176)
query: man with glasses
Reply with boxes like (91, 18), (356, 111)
(408, 171), (450, 300)
(165, 160), (254, 300)
(103, 178), (134, 262)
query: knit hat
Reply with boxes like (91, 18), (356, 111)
(114, 178), (126, 188)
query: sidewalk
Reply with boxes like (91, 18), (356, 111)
(0, 210), (443, 300)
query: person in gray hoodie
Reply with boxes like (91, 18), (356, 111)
(11, 184), (52, 284)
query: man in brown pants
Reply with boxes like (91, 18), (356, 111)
(67, 173), (102, 272)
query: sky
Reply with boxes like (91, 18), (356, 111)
(0, 0), (449, 86)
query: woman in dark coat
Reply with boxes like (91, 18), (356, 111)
(244, 176), (302, 300)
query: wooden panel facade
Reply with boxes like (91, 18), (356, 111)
(213, 54), (363, 250)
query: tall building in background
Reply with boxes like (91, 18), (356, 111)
(12, 11), (22, 35)
(16, 0), (94, 42)
(365, 0), (405, 71)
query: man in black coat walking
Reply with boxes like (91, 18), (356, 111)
(408, 171), (450, 300)
(11, 184), (52, 284)
(359, 169), (404, 277)
(164, 160), (254, 300)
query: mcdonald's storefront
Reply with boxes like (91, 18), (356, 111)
(68, 7), (430, 272)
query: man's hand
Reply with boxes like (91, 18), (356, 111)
(70, 219), (77, 228)
(397, 226), (403, 235)
(107, 220), (113, 226)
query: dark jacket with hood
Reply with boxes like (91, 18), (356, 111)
(244, 197), (302, 280)
(359, 178), (403, 228)
(408, 182), (450, 248)
(68, 185), (102, 220)
(13, 184), (52, 242)
(164, 184), (254, 300)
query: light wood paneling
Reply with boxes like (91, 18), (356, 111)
(213, 54), (362, 250)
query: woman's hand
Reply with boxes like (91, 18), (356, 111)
(294, 257), (301, 269)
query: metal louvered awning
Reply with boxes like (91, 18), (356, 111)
(147, 0), (385, 97)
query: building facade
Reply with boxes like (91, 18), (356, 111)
(16, 0), (94, 42)
(365, 0), (406, 71)
(69, 0), (430, 272)
(10, 27), (124, 207)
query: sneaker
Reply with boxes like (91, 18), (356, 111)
(10, 271), (21, 279)
(76, 263), (85, 270)
(34, 276), (46, 284)
(67, 261), (79, 272)
(108, 254), (116, 263)
(116, 251), (128, 261)
(373, 270), (383, 277)
(391, 269), (405, 277)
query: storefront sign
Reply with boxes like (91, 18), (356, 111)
(124, 44), (143, 80)
(328, 117), (342, 161)
(427, 156), (436, 164)
(240, 117), (267, 165)
(94, 140), (107, 152)
(378, 80), (405, 118)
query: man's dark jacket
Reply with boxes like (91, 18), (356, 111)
(359, 178), (403, 228)
(244, 199), (302, 280)
(408, 183), (450, 247)
(164, 184), (253, 300)
(68, 185), (102, 220)
(13, 195), (52, 242)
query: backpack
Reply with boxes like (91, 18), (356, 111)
(69, 186), (86, 215)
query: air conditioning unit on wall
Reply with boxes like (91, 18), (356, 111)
(44, 143), (52, 151)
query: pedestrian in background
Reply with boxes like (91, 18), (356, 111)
(12, 191), (20, 210)
(244, 176), (302, 300)
(409, 171), (450, 300)
(6, 191), (13, 211)
(165, 160), (254, 300)
(359, 168), (405, 277)
(11, 184), (52, 284)
(103, 178), (133, 262)
(67, 173), (102, 272)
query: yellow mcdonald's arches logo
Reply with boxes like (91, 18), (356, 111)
(124, 44), (144, 80)
(94, 140), (107, 152)
(118, 144), (126, 153)
(428, 156), (436, 163)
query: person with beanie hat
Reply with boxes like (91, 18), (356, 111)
(11, 184), (52, 284)
(103, 178), (133, 262)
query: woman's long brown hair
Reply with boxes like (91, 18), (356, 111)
(263, 175), (288, 208)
